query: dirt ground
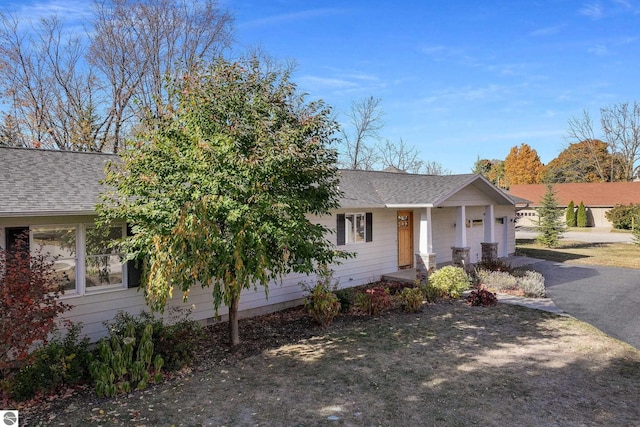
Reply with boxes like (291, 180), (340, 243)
(20, 301), (640, 426)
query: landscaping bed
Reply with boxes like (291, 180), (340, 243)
(19, 293), (640, 426)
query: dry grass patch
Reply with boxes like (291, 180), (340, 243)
(22, 302), (640, 426)
(517, 239), (640, 269)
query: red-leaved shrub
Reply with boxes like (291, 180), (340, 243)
(0, 236), (71, 376)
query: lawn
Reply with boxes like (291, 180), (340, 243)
(22, 303), (640, 426)
(516, 239), (640, 269)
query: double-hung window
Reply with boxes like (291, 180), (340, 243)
(84, 225), (126, 291)
(336, 212), (373, 246)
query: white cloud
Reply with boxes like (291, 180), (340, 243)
(529, 24), (565, 37)
(239, 8), (347, 29)
(588, 44), (609, 55)
(580, 2), (604, 19)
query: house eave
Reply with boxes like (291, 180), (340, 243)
(0, 210), (96, 218)
(385, 204), (435, 208)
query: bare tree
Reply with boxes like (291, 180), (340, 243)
(339, 96), (384, 169)
(566, 110), (614, 181)
(0, 0), (233, 152)
(600, 102), (640, 181)
(422, 160), (452, 175)
(378, 138), (423, 173)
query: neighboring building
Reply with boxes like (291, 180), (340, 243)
(0, 147), (517, 341)
(509, 182), (640, 228)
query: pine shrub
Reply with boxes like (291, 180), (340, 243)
(576, 201), (588, 227)
(565, 200), (576, 227)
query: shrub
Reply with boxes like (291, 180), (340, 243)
(605, 204), (640, 230)
(577, 201), (588, 227)
(517, 271), (546, 297)
(477, 269), (546, 297)
(303, 285), (341, 327)
(397, 287), (424, 313)
(334, 288), (358, 313)
(476, 269), (518, 293)
(419, 280), (441, 303)
(428, 266), (470, 298)
(10, 324), (92, 401)
(0, 236), (71, 376)
(566, 200), (576, 227)
(356, 286), (392, 315)
(105, 309), (201, 372)
(466, 286), (498, 307)
(301, 265), (341, 326)
(474, 258), (513, 273)
(90, 322), (164, 397)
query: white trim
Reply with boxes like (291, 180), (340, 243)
(386, 204), (434, 208)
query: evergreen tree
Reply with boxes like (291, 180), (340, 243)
(633, 214), (640, 247)
(536, 184), (566, 247)
(577, 201), (588, 227)
(565, 200), (576, 227)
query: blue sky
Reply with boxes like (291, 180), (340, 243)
(4, 0), (640, 173)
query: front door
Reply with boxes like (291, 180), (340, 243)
(397, 210), (413, 269)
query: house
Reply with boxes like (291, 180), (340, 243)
(0, 147), (517, 341)
(509, 182), (640, 228)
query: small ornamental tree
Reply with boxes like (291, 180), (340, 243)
(565, 200), (576, 227)
(536, 183), (566, 247)
(577, 201), (588, 227)
(0, 235), (71, 375)
(98, 55), (349, 346)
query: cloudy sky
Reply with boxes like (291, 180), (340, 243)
(4, 0), (640, 173)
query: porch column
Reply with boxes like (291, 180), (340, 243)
(415, 207), (436, 283)
(452, 205), (470, 270)
(481, 204), (499, 263)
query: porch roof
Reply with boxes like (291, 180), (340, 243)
(338, 169), (516, 209)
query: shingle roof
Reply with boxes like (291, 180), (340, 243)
(509, 182), (640, 207)
(0, 147), (515, 217)
(0, 147), (115, 217)
(338, 169), (515, 208)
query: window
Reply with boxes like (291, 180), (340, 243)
(336, 213), (373, 245)
(31, 225), (78, 292)
(85, 225), (125, 291)
(9, 223), (130, 296)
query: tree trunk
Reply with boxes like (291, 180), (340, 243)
(228, 293), (240, 346)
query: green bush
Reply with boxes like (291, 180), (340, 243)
(356, 286), (392, 315)
(301, 265), (341, 326)
(10, 324), (92, 401)
(428, 266), (470, 298)
(605, 204), (640, 230)
(397, 287), (424, 313)
(303, 284), (341, 327)
(577, 201), (588, 227)
(334, 288), (358, 313)
(90, 322), (164, 398)
(566, 200), (576, 227)
(105, 309), (202, 371)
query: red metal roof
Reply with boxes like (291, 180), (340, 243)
(509, 182), (640, 207)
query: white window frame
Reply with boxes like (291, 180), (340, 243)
(2, 223), (129, 298)
(344, 213), (367, 244)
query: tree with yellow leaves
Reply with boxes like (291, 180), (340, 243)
(504, 143), (544, 186)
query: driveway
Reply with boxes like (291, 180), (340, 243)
(516, 228), (633, 243)
(526, 259), (640, 350)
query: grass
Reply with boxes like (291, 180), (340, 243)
(22, 303), (640, 426)
(517, 238), (640, 269)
